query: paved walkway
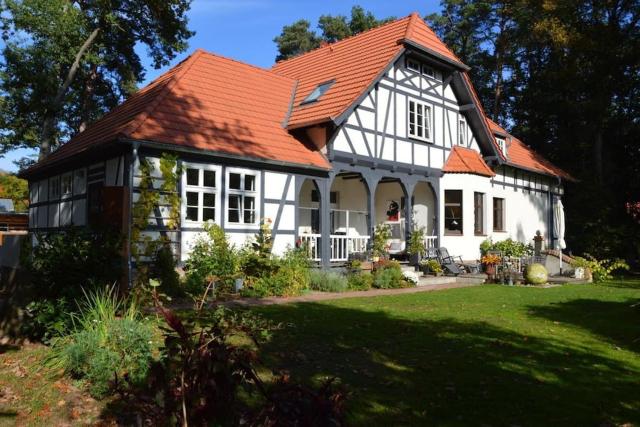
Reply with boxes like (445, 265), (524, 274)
(218, 281), (483, 307)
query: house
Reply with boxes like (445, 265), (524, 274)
(20, 13), (571, 273)
(0, 199), (28, 232)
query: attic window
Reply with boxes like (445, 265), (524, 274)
(301, 81), (334, 105)
(406, 58), (421, 73)
(422, 64), (435, 78)
(496, 136), (507, 155)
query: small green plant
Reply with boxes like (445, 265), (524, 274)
(48, 286), (154, 398)
(309, 270), (349, 292)
(406, 226), (426, 256)
(420, 259), (442, 274)
(373, 260), (407, 289)
(372, 224), (392, 258)
(572, 254), (630, 283)
(347, 272), (374, 291)
(480, 238), (533, 257)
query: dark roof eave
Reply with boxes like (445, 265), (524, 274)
(401, 39), (470, 71)
(503, 161), (576, 183)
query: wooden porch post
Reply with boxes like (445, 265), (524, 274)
(318, 174), (335, 268)
(363, 174), (380, 247)
(403, 180), (417, 242)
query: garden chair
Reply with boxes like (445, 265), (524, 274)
(437, 247), (464, 275)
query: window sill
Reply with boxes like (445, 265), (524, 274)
(408, 135), (433, 144)
(474, 233), (487, 237)
(444, 232), (463, 236)
(493, 229), (507, 233)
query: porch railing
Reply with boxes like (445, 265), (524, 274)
(424, 235), (438, 249)
(299, 234), (370, 262)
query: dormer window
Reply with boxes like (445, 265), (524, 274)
(496, 136), (507, 155)
(301, 81), (334, 105)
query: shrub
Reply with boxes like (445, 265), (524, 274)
(480, 238), (533, 257)
(373, 261), (408, 289)
(151, 244), (182, 297)
(48, 287), (154, 398)
(185, 223), (239, 295)
(241, 248), (310, 298)
(420, 259), (442, 274)
(20, 228), (123, 341)
(372, 224), (391, 258)
(309, 270), (349, 292)
(347, 272), (374, 291)
(572, 254), (630, 282)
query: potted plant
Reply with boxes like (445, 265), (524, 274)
(420, 259), (442, 276)
(481, 253), (501, 281)
(371, 224), (391, 262)
(406, 227), (426, 270)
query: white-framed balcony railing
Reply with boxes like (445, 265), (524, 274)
(299, 234), (370, 262)
(424, 235), (438, 250)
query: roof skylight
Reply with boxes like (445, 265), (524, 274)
(301, 81), (334, 104)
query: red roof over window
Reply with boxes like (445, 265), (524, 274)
(443, 146), (495, 177)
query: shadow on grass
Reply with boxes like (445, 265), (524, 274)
(528, 297), (640, 354)
(255, 302), (640, 426)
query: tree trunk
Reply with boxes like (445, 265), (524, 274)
(39, 27), (100, 160)
(78, 64), (98, 133)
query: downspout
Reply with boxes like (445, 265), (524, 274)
(128, 141), (140, 288)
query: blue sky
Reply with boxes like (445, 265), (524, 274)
(0, 0), (441, 172)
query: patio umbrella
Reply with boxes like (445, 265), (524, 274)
(553, 198), (566, 273)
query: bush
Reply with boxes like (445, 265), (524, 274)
(309, 270), (349, 292)
(20, 228), (123, 341)
(347, 272), (374, 291)
(185, 223), (239, 295)
(151, 244), (182, 297)
(373, 261), (408, 289)
(480, 238), (533, 257)
(572, 254), (630, 282)
(48, 287), (153, 398)
(241, 247), (310, 298)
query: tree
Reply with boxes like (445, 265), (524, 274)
(0, 0), (194, 159)
(0, 173), (28, 212)
(274, 6), (394, 61)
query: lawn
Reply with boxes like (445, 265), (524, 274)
(254, 280), (640, 426)
(0, 280), (638, 425)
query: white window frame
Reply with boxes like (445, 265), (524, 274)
(406, 58), (420, 73)
(73, 168), (86, 195)
(421, 64), (435, 78)
(61, 172), (73, 197)
(459, 118), (467, 146)
(225, 167), (260, 228)
(496, 136), (507, 155)
(49, 175), (60, 201)
(181, 163), (221, 226)
(407, 99), (433, 143)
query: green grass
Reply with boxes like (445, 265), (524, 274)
(253, 279), (640, 426)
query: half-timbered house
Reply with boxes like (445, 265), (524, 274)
(21, 13), (572, 272)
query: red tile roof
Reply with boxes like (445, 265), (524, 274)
(486, 119), (574, 181)
(443, 146), (495, 177)
(272, 12), (463, 129)
(26, 49), (330, 174)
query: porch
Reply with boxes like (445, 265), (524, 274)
(296, 170), (439, 264)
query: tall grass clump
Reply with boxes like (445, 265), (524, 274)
(309, 270), (349, 292)
(48, 286), (154, 398)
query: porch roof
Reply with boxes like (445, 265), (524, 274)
(443, 146), (495, 177)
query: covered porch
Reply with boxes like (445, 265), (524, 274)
(296, 169), (439, 264)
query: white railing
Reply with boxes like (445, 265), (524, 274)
(424, 235), (438, 250)
(299, 234), (370, 262)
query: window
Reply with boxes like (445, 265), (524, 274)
(311, 190), (338, 204)
(73, 169), (86, 195)
(408, 99), (432, 142)
(49, 176), (60, 200)
(421, 64), (435, 78)
(474, 192), (485, 235)
(301, 81), (334, 105)
(61, 173), (72, 196)
(183, 164), (220, 224)
(496, 136), (507, 155)
(445, 190), (463, 235)
(459, 118), (466, 146)
(406, 58), (420, 73)
(493, 197), (505, 231)
(226, 169), (259, 225)
(0, 223), (8, 231)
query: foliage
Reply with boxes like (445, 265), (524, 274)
(274, 6), (393, 60)
(48, 286), (153, 398)
(372, 224), (392, 258)
(158, 153), (182, 229)
(406, 226), (426, 256)
(185, 222), (239, 295)
(0, 0), (193, 157)
(151, 245), (182, 297)
(572, 254), (630, 283)
(481, 254), (501, 266)
(0, 173), (28, 211)
(373, 261), (408, 289)
(420, 259), (443, 274)
(241, 247), (311, 298)
(309, 270), (349, 293)
(480, 238), (533, 258)
(347, 271), (374, 291)
(22, 298), (70, 343)
(114, 303), (346, 425)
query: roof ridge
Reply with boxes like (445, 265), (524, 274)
(404, 11), (421, 40)
(272, 14), (412, 69)
(197, 49), (295, 82)
(123, 49), (205, 138)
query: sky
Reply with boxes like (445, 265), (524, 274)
(0, 0), (442, 173)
